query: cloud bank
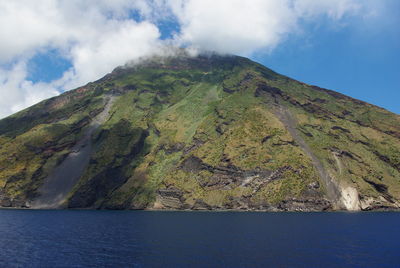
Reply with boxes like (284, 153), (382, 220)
(0, 0), (381, 118)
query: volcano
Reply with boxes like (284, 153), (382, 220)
(0, 54), (399, 211)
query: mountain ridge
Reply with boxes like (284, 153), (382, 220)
(0, 54), (399, 211)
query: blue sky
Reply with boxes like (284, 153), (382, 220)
(257, 5), (400, 113)
(0, 0), (399, 117)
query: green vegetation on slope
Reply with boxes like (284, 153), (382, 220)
(0, 54), (399, 211)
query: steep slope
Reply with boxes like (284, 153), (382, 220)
(30, 96), (116, 208)
(0, 54), (399, 211)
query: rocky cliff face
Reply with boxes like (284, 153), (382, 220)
(0, 54), (399, 211)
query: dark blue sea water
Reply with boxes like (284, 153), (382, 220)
(0, 210), (399, 268)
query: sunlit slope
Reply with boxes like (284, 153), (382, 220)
(0, 55), (399, 211)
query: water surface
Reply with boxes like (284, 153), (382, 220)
(0, 210), (399, 267)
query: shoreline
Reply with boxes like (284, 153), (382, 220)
(1, 206), (399, 212)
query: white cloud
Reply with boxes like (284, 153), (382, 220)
(63, 20), (161, 89)
(293, 0), (361, 20)
(0, 61), (59, 117)
(171, 0), (296, 54)
(169, 0), (366, 55)
(0, 0), (381, 118)
(0, 0), (162, 118)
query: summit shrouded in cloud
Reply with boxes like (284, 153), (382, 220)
(0, 0), (399, 118)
